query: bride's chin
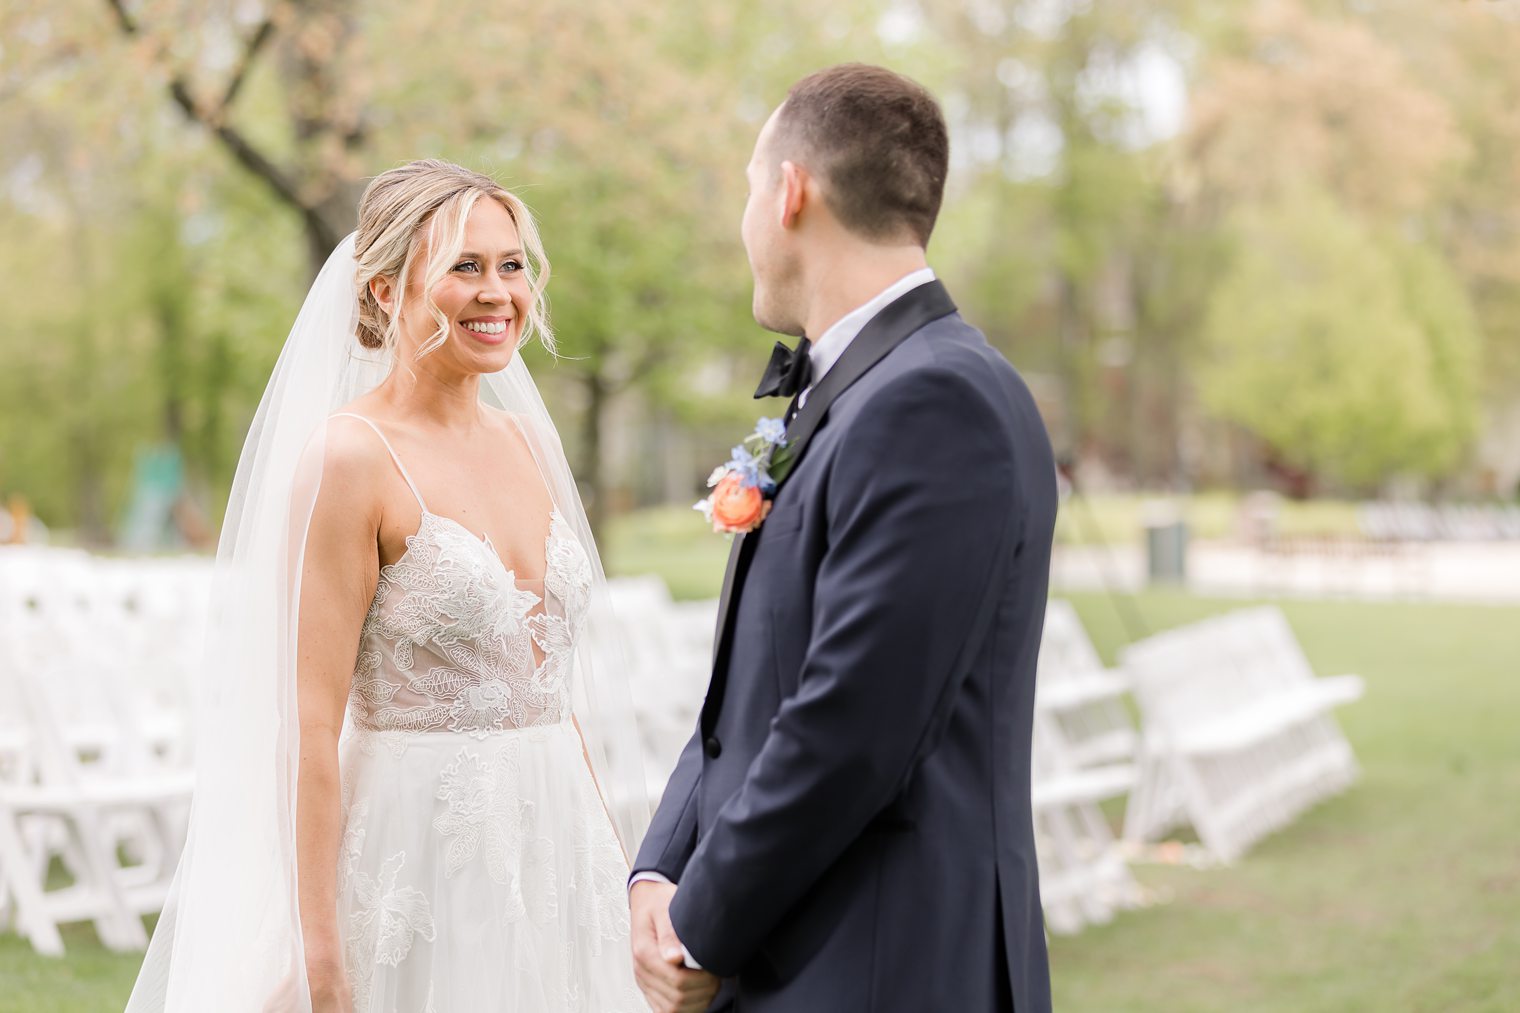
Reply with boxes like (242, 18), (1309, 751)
(471, 345), (517, 373)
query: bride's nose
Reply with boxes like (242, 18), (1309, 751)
(477, 275), (509, 305)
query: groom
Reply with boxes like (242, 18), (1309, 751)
(630, 64), (1057, 1013)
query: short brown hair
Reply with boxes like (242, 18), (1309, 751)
(769, 64), (949, 247)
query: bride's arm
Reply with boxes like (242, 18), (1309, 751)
(294, 430), (383, 1007)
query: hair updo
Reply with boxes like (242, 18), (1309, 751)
(352, 159), (554, 358)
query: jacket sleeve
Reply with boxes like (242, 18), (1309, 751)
(667, 366), (1023, 975)
(630, 722), (704, 883)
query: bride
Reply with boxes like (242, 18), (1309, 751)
(125, 160), (649, 1012)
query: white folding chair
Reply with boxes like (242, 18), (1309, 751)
(1035, 600), (1138, 768)
(1029, 712), (1143, 934)
(1120, 608), (1362, 862)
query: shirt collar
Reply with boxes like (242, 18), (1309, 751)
(806, 267), (937, 386)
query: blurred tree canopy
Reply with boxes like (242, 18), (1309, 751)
(1199, 189), (1480, 487)
(3, 0), (1520, 543)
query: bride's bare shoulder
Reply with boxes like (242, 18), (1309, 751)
(321, 413), (393, 478)
(290, 411), (392, 506)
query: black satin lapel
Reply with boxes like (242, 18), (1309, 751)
(703, 531), (759, 733)
(710, 533), (747, 668)
(779, 281), (957, 480)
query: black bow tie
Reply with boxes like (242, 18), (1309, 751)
(753, 337), (814, 399)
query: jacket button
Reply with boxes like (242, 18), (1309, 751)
(703, 736), (722, 759)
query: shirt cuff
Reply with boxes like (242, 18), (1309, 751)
(627, 872), (703, 970)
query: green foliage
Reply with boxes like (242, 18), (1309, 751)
(1197, 190), (1481, 488)
(5, 0), (1520, 528)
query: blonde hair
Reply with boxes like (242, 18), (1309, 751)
(353, 159), (554, 358)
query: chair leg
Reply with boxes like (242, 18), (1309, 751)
(69, 807), (149, 951)
(0, 806), (65, 957)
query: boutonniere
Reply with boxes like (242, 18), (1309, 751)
(694, 416), (794, 535)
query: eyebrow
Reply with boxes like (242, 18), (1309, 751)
(458, 249), (524, 259)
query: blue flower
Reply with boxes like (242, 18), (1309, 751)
(727, 444), (763, 488)
(754, 416), (787, 446)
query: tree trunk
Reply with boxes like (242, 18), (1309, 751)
(1056, 273), (1093, 460)
(582, 370), (607, 546)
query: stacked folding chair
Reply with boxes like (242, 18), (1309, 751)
(1035, 600), (1138, 768)
(1029, 710), (1144, 934)
(603, 578), (715, 805)
(0, 548), (197, 956)
(1120, 606), (1363, 862)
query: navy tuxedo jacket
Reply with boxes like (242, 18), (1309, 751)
(634, 281), (1057, 1012)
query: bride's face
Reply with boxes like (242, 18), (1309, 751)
(388, 198), (532, 375)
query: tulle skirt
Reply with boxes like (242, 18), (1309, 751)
(336, 721), (643, 1012)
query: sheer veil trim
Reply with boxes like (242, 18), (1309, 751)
(125, 234), (649, 1013)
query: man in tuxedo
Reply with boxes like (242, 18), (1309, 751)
(629, 63), (1057, 1013)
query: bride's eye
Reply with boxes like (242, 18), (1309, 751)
(453, 260), (480, 274)
(501, 259), (523, 274)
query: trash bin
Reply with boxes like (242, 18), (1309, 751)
(1143, 502), (1188, 585)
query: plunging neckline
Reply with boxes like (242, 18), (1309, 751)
(378, 507), (568, 601)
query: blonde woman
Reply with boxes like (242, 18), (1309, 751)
(126, 161), (648, 1012)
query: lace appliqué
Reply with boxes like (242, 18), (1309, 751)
(349, 510), (591, 738)
(434, 742), (559, 925)
(344, 849), (436, 1010)
(570, 790), (634, 954)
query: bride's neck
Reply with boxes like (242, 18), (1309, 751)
(373, 366), (486, 432)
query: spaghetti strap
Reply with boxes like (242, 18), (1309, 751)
(330, 412), (428, 512)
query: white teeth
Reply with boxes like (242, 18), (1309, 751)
(462, 320), (508, 335)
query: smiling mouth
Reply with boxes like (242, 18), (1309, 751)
(461, 320), (510, 335)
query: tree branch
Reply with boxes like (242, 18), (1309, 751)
(103, 0), (139, 34)
(103, 0), (313, 219)
(219, 18), (276, 111)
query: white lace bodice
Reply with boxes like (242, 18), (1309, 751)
(351, 508), (592, 736)
(330, 413), (595, 738)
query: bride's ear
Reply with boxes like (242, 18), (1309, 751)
(370, 275), (398, 315)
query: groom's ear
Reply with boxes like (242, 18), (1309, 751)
(779, 160), (810, 231)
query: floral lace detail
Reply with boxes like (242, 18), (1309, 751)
(344, 851), (436, 1009)
(570, 792), (635, 953)
(338, 796), (369, 898)
(543, 513), (593, 616)
(349, 509), (591, 737)
(433, 742), (559, 924)
(351, 650), (397, 708)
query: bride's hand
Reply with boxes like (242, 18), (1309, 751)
(308, 973), (354, 1013)
(306, 946), (354, 1013)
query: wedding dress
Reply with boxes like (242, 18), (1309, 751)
(328, 413), (642, 1012)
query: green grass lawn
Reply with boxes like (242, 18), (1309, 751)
(4, 576), (1515, 1010)
(606, 505), (733, 599)
(1049, 590), (1520, 1012)
(1054, 492), (1365, 546)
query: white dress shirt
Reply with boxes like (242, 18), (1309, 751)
(797, 266), (937, 409)
(629, 265), (938, 970)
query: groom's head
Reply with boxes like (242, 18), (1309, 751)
(742, 64), (949, 335)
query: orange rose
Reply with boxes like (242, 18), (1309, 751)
(710, 473), (772, 533)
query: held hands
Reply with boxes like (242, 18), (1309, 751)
(629, 880), (721, 1013)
